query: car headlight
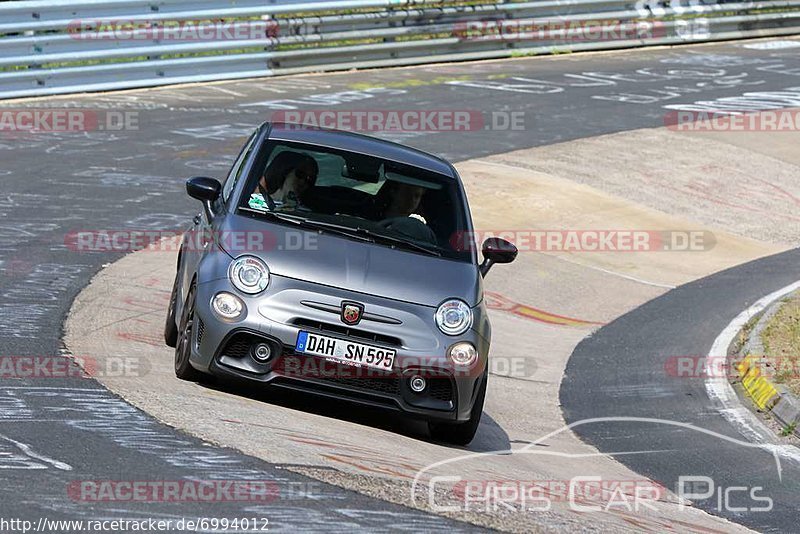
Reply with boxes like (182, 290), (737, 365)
(449, 342), (478, 367)
(229, 256), (270, 294)
(212, 292), (245, 320)
(435, 299), (473, 336)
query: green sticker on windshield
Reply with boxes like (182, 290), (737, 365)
(249, 193), (268, 210)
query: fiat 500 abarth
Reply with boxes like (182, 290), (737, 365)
(164, 123), (517, 444)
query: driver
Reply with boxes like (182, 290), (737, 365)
(373, 181), (426, 220)
(383, 182), (425, 219)
(252, 151), (319, 210)
(374, 181), (437, 244)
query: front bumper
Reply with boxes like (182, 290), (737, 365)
(189, 275), (489, 422)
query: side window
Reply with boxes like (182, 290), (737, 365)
(222, 132), (257, 203)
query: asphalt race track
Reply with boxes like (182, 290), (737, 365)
(561, 249), (800, 533)
(3, 37), (800, 530)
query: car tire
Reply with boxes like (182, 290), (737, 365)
(428, 370), (487, 446)
(175, 281), (204, 381)
(164, 271), (180, 348)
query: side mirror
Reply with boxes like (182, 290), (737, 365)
(480, 237), (518, 277)
(187, 177), (222, 221)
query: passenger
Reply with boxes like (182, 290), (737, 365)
(253, 151), (319, 210)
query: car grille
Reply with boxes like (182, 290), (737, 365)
(219, 332), (259, 359)
(312, 373), (402, 396)
(429, 377), (455, 402)
(291, 318), (401, 347)
(196, 318), (206, 346)
(290, 361), (454, 404)
(271, 376), (399, 408)
(216, 330), (455, 407)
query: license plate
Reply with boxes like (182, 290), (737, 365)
(295, 331), (395, 371)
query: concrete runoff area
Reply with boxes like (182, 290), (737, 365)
(66, 122), (799, 532)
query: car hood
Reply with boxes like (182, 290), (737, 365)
(219, 214), (481, 307)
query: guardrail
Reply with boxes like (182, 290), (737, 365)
(1, 0), (799, 100)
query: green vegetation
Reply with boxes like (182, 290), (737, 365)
(780, 421), (797, 437)
(761, 292), (800, 396)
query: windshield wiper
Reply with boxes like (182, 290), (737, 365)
(240, 208), (442, 256)
(240, 208), (374, 243)
(354, 228), (443, 257)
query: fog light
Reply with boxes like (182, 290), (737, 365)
(449, 342), (478, 367)
(252, 343), (273, 363)
(409, 375), (427, 393)
(211, 292), (244, 320)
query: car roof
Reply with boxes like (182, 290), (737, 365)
(264, 122), (457, 179)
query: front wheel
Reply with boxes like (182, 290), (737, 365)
(428, 371), (487, 446)
(164, 271), (180, 348)
(175, 282), (203, 381)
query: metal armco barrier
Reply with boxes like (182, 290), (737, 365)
(1, 0), (799, 100)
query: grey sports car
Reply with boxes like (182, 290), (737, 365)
(164, 123), (517, 445)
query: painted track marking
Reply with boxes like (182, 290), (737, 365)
(485, 291), (604, 327)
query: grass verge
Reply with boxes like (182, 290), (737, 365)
(761, 291), (800, 396)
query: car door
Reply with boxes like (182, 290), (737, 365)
(178, 130), (259, 310)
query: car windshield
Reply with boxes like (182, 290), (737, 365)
(236, 140), (472, 262)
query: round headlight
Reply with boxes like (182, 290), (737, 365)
(449, 342), (478, 367)
(435, 299), (473, 336)
(229, 256), (270, 294)
(212, 292), (245, 320)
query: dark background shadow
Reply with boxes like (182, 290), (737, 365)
(197, 375), (511, 453)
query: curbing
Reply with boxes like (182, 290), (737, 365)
(735, 291), (800, 436)
(737, 355), (780, 412)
